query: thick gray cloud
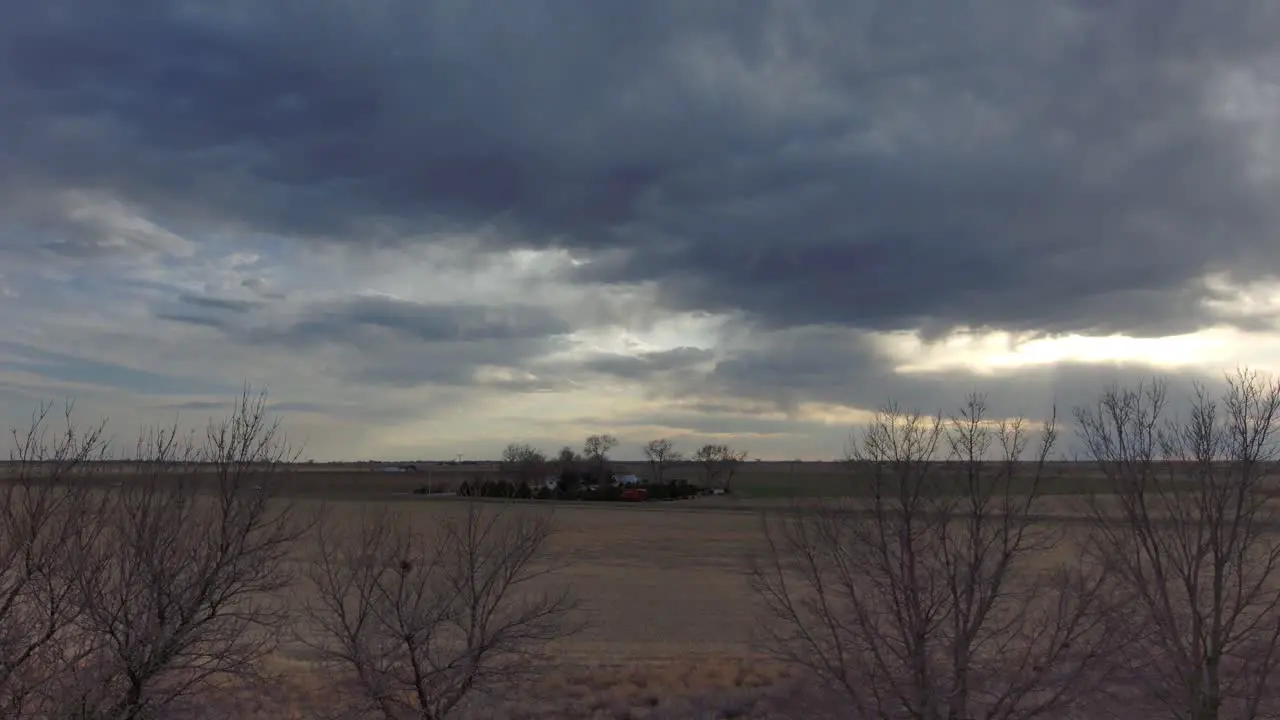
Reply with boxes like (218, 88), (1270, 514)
(580, 347), (715, 380)
(176, 294), (258, 313)
(4, 1), (1280, 339)
(151, 294), (576, 389)
(0, 340), (234, 397)
(254, 296), (573, 347)
(153, 293), (262, 333)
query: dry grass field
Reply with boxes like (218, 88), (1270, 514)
(264, 496), (816, 719)
(98, 461), (1112, 719)
(13, 461), (1275, 717)
(224, 495), (1119, 719)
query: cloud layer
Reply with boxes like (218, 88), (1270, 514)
(3, 1), (1280, 460)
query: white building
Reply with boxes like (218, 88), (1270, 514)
(612, 474), (641, 486)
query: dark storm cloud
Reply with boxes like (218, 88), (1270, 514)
(147, 292), (577, 389)
(189, 294), (576, 389)
(0, 341), (233, 396)
(257, 295), (573, 347)
(176, 294), (259, 313)
(151, 293), (263, 333)
(240, 277), (286, 300)
(4, 1), (1280, 336)
(154, 312), (236, 332)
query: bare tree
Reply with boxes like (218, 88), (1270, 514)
(302, 500), (582, 719)
(54, 387), (308, 719)
(499, 443), (547, 489)
(642, 438), (682, 484)
(554, 446), (579, 478)
(693, 444), (747, 493)
(1076, 369), (1280, 719)
(582, 434), (618, 483)
(750, 396), (1118, 719)
(0, 402), (109, 717)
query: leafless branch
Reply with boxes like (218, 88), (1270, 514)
(750, 395), (1118, 719)
(50, 386), (308, 720)
(693, 444), (747, 493)
(499, 444), (548, 488)
(582, 434), (618, 482)
(642, 438), (682, 485)
(0, 401), (109, 717)
(1077, 368), (1280, 719)
(301, 499), (582, 720)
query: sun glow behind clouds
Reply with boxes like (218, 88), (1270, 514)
(879, 328), (1231, 375)
(875, 274), (1280, 376)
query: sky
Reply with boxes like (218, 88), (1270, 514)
(3, 1), (1280, 462)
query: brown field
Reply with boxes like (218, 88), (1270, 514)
(127, 462), (1108, 718)
(11, 461), (1276, 717)
(246, 492), (1115, 719)
(262, 498), (811, 719)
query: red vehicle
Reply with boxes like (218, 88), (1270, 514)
(620, 488), (648, 502)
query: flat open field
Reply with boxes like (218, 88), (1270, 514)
(248, 493), (1113, 719)
(12, 462), (1276, 717)
(237, 498), (820, 719)
(163, 463), (1106, 718)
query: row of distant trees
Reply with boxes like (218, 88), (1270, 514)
(499, 435), (748, 492)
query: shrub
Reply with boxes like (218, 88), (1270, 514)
(646, 482), (671, 500)
(589, 485), (623, 502)
(557, 472), (580, 498)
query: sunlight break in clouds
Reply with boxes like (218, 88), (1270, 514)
(880, 328), (1238, 375)
(878, 274), (1280, 378)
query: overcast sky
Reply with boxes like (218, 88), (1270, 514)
(3, 1), (1280, 461)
